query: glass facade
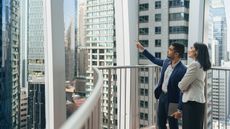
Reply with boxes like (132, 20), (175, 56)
(28, 83), (45, 129)
(26, 0), (46, 128)
(169, 0), (189, 8)
(139, 16), (149, 23)
(0, 0), (20, 128)
(169, 13), (189, 21)
(28, 0), (45, 80)
(169, 26), (188, 34)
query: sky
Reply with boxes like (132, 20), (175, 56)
(64, 0), (75, 29)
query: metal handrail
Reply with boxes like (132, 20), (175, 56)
(60, 67), (103, 129)
(60, 65), (230, 129)
(97, 65), (160, 69)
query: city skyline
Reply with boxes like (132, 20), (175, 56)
(1, 0), (230, 129)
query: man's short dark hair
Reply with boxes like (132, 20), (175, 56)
(171, 43), (185, 58)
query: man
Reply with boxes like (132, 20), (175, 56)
(136, 42), (186, 129)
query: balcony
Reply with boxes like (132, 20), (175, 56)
(60, 65), (230, 129)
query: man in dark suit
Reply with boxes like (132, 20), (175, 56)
(136, 42), (187, 129)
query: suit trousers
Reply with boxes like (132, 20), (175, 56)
(182, 101), (205, 129)
(157, 92), (178, 129)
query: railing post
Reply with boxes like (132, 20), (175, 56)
(204, 72), (207, 129)
(108, 68), (112, 129)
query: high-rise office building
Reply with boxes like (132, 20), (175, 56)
(86, 0), (116, 91)
(206, 1), (230, 129)
(27, 82), (45, 129)
(137, 0), (190, 127)
(76, 0), (88, 77)
(116, 0), (211, 128)
(85, 0), (116, 128)
(20, 0), (28, 89)
(26, 0), (46, 128)
(20, 89), (28, 129)
(211, 0), (228, 66)
(75, 0), (88, 97)
(0, 0), (20, 128)
(65, 18), (75, 81)
(19, 1), (28, 128)
(208, 68), (230, 128)
(75, 0), (78, 78)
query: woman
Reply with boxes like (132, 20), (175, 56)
(175, 43), (211, 129)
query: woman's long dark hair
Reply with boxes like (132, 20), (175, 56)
(194, 43), (211, 71)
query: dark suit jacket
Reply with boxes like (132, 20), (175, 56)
(143, 49), (187, 109)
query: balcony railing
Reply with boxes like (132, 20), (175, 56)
(61, 67), (103, 129)
(61, 65), (230, 129)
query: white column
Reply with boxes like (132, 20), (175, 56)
(115, 0), (138, 129)
(188, 0), (206, 45)
(44, 0), (66, 129)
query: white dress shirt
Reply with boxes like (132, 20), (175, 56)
(178, 61), (206, 103)
(162, 61), (180, 93)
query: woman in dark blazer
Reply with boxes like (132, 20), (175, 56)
(174, 43), (211, 129)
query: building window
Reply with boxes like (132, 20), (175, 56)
(139, 3), (149, 11)
(140, 67), (148, 72)
(169, 26), (188, 34)
(139, 52), (147, 59)
(155, 1), (161, 9)
(99, 49), (104, 53)
(155, 14), (161, 22)
(139, 40), (149, 47)
(92, 55), (97, 59)
(155, 27), (161, 34)
(139, 16), (149, 23)
(92, 49), (97, 53)
(155, 39), (161, 47)
(169, 13), (189, 21)
(140, 100), (149, 108)
(169, 0), (189, 8)
(92, 61), (97, 65)
(99, 55), (104, 59)
(140, 112), (148, 120)
(114, 120), (118, 126)
(140, 76), (149, 83)
(139, 28), (149, 35)
(155, 52), (161, 58)
(140, 88), (149, 96)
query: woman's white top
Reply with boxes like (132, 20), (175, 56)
(178, 61), (206, 103)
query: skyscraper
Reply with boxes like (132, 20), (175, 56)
(137, 0), (189, 127)
(65, 18), (75, 81)
(20, 0), (28, 89)
(211, 0), (228, 66)
(19, 1), (28, 128)
(75, 0), (88, 97)
(0, 0), (20, 128)
(85, 0), (116, 128)
(76, 0), (88, 77)
(207, 1), (229, 128)
(19, 89), (28, 129)
(26, 0), (46, 128)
